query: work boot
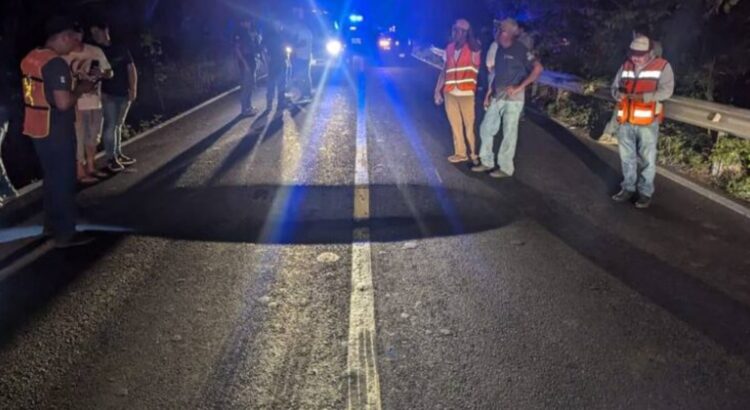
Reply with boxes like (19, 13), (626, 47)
(471, 164), (492, 173)
(635, 195), (652, 209)
(611, 189), (635, 203)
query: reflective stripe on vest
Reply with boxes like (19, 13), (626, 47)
(443, 42), (478, 93)
(20, 49), (58, 138)
(616, 58), (668, 126)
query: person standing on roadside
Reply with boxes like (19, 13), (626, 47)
(64, 27), (113, 184)
(235, 16), (261, 116)
(92, 22), (138, 172)
(21, 16), (97, 247)
(434, 19), (481, 165)
(290, 7), (313, 103)
(610, 35), (674, 209)
(263, 20), (290, 111)
(472, 18), (543, 178)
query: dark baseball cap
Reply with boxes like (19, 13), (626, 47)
(45, 15), (78, 38)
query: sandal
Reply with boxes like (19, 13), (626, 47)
(77, 175), (99, 185)
(448, 155), (469, 163)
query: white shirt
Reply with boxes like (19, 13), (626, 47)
(64, 43), (112, 111)
(486, 42), (498, 70)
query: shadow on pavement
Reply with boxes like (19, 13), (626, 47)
(84, 183), (520, 245)
(0, 235), (123, 346)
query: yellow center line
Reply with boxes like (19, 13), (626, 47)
(347, 89), (382, 410)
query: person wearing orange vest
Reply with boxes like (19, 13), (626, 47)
(434, 19), (481, 164)
(610, 35), (674, 209)
(20, 16), (96, 248)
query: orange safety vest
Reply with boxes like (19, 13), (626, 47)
(20, 48), (59, 138)
(443, 42), (478, 93)
(616, 58), (669, 126)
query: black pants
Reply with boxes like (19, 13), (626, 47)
(266, 64), (287, 107)
(33, 131), (77, 240)
(240, 64), (257, 112)
(292, 58), (312, 98)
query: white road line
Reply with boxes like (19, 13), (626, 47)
(347, 88), (382, 410)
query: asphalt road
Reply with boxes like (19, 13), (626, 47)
(1, 65), (750, 409)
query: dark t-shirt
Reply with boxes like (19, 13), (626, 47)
(101, 44), (134, 97)
(235, 29), (259, 66)
(262, 28), (288, 69)
(494, 41), (535, 98)
(41, 56), (75, 136)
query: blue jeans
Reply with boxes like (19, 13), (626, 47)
(0, 120), (17, 199)
(618, 122), (659, 197)
(102, 94), (132, 161)
(479, 98), (524, 174)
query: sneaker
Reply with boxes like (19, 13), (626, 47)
(471, 164), (492, 173)
(489, 170), (510, 179)
(611, 189), (635, 202)
(118, 155), (136, 166)
(241, 108), (258, 117)
(635, 195), (652, 209)
(108, 160), (125, 173)
(448, 155), (468, 163)
(471, 157), (480, 166)
(55, 233), (95, 249)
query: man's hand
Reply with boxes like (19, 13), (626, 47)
(434, 90), (444, 106)
(75, 80), (96, 96)
(626, 93), (644, 101)
(506, 85), (523, 97)
(128, 88), (137, 102)
(484, 95), (492, 110)
(89, 67), (103, 79)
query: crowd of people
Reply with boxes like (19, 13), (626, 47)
(434, 18), (673, 209)
(1, 10), (315, 248)
(1, 15), (138, 247)
(233, 10), (315, 117)
(1, 13), (675, 248)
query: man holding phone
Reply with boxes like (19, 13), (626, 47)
(64, 27), (112, 184)
(21, 16), (98, 247)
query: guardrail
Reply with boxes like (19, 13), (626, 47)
(413, 46), (750, 140)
